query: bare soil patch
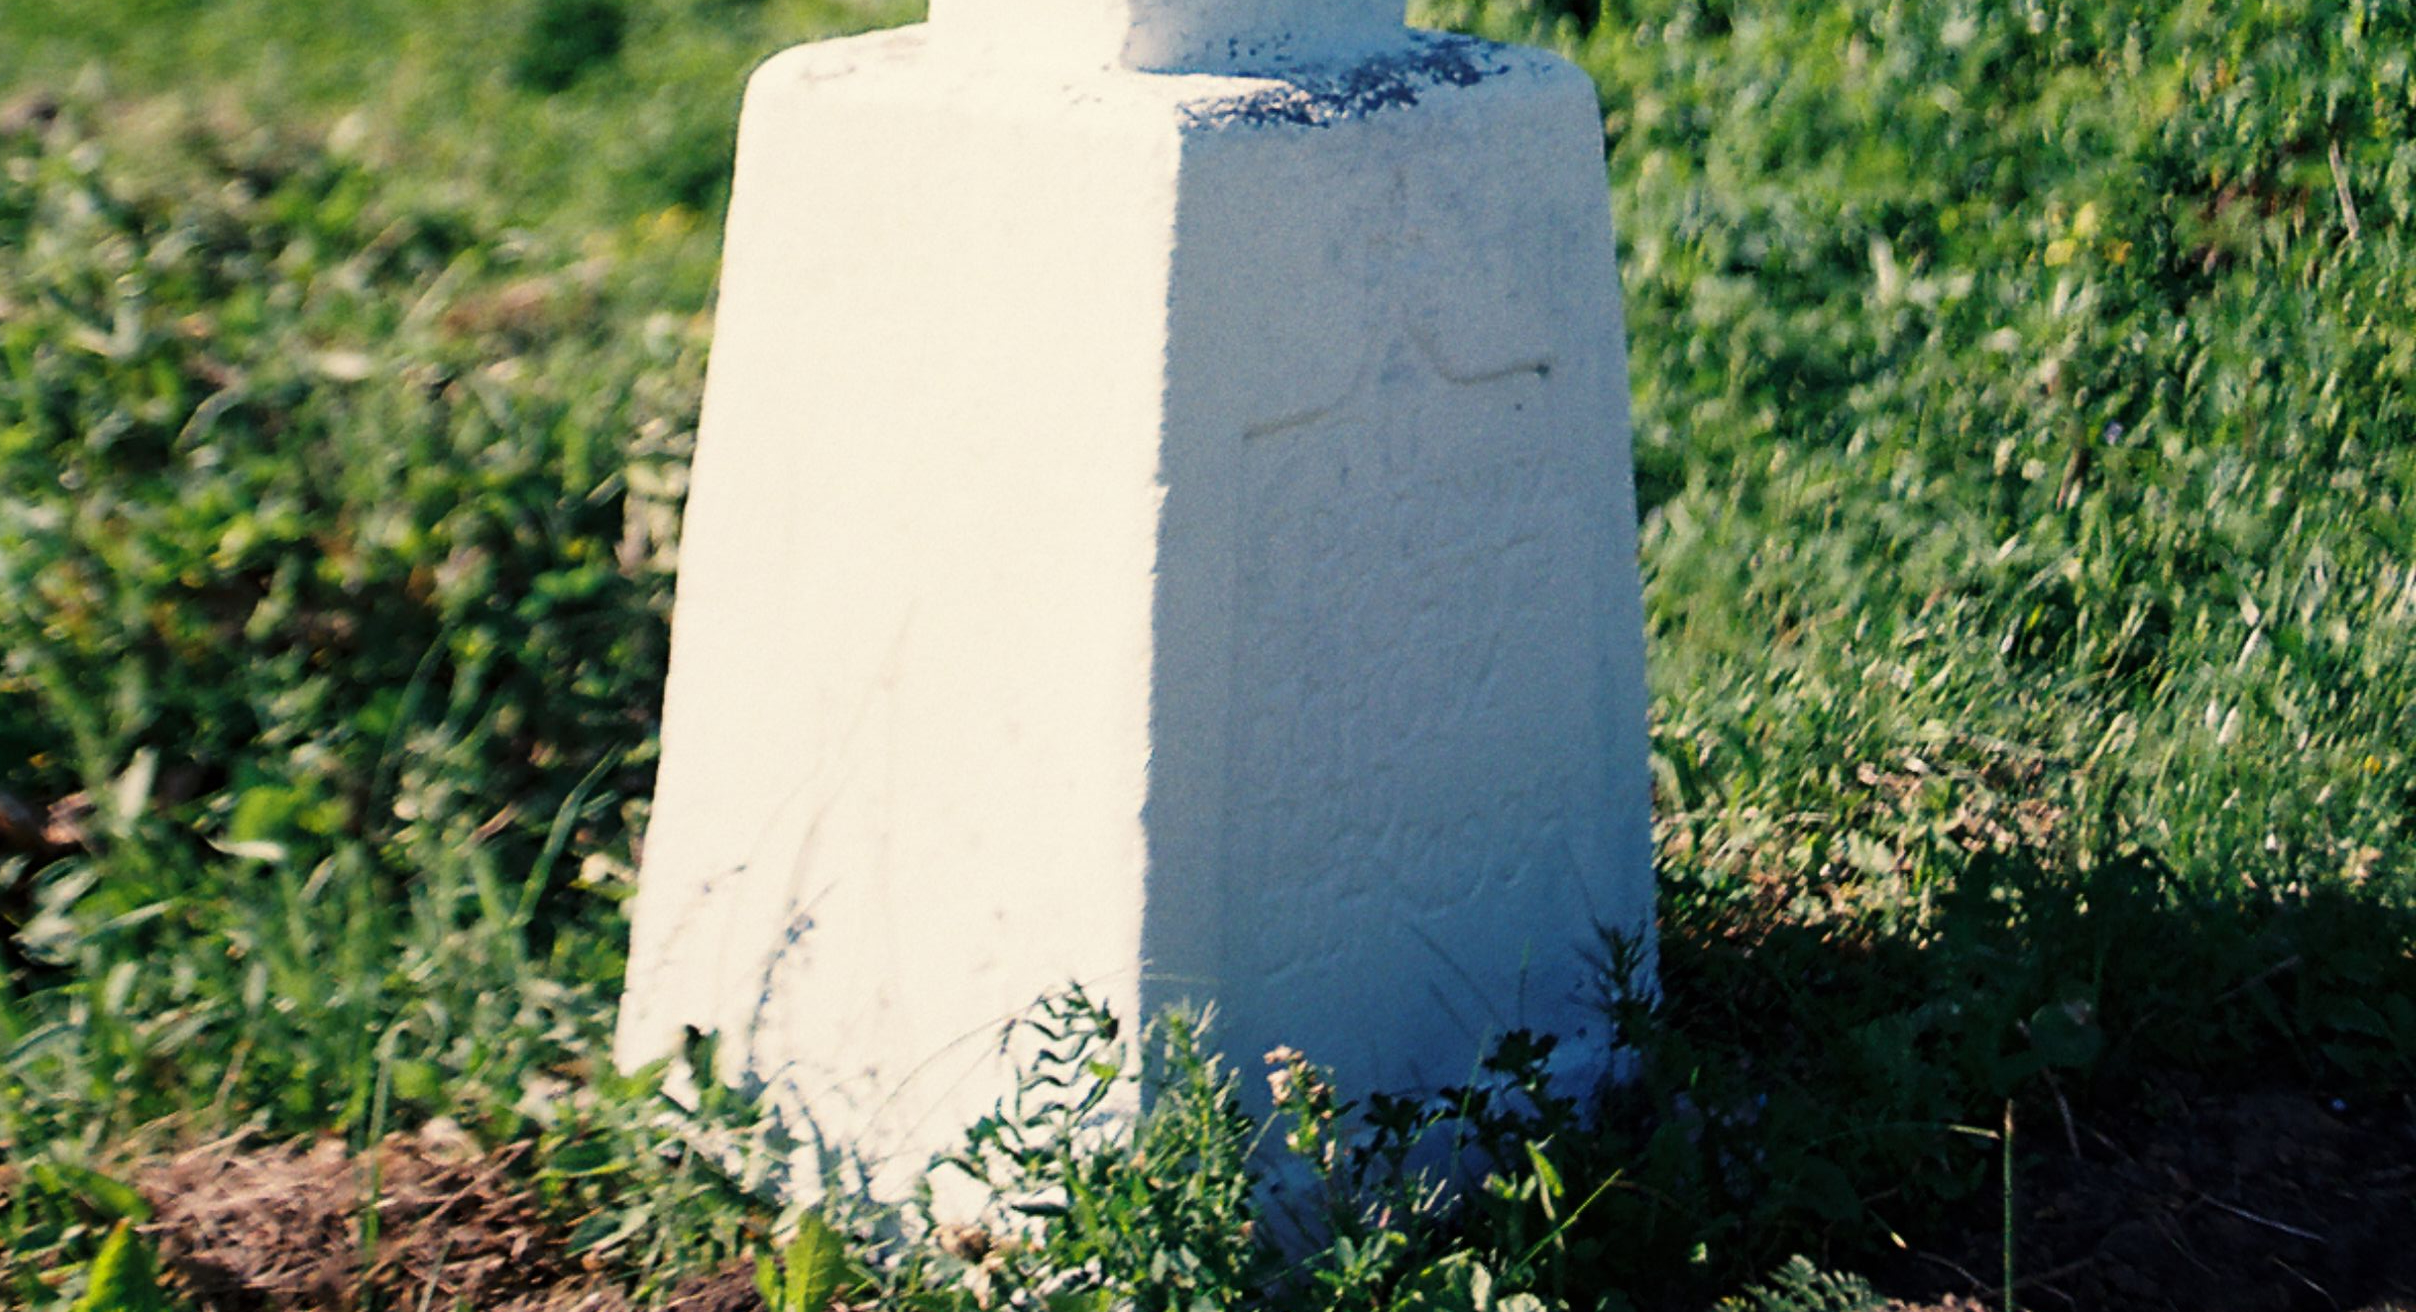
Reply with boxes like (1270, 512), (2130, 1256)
(133, 1126), (757, 1312)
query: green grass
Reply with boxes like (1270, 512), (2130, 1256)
(0, 0), (916, 239)
(4, 0), (2415, 1308)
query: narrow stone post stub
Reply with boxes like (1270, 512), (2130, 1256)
(930, 0), (1406, 70)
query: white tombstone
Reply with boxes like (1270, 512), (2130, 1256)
(615, 0), (1655, 1200)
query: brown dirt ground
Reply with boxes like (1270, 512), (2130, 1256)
(130, 1127), (760, 1312)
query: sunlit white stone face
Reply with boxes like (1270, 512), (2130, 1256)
(929, 0), (1405, 70)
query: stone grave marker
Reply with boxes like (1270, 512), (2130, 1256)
(616, 0), (1655, 1201)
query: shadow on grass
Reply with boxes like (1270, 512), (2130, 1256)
(1569, 841), (2416, 1311)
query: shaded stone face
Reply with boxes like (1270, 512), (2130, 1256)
(929, 0), (1406, 71)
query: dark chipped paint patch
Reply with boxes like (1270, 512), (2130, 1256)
(1181, 33), (1520, 130)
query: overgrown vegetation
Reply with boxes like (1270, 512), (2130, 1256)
(4, 0), (2414, 1308)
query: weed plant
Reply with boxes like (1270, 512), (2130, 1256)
(4, 0), (2416, 1308)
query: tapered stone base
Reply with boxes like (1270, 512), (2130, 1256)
(615, 23), (1654, 1202)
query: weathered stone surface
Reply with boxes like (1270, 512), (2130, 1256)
(930, 0), (1402, 71)
(615, 5), (1654, 1203)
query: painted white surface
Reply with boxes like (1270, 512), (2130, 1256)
(931, 0), (1403, 70)
(615, 16), (1655, 1204)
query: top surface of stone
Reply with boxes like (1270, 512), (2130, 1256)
(929, 0), (1407, 71)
